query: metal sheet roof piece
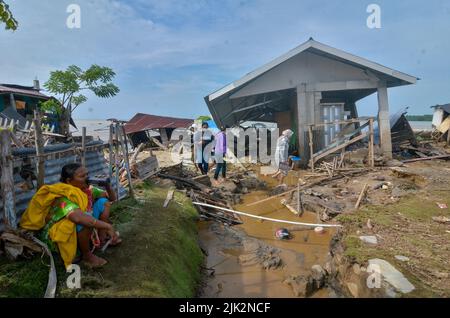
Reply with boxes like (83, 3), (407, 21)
(431, 103), (450, 114)
(0, 84), (51, 100)
(206, 38), (418, 103)
(124, 113), (194, 134)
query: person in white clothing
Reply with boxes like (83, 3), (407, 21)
(271, 129), (294, 184)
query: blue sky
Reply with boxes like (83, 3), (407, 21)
(1, 0), (449, 120)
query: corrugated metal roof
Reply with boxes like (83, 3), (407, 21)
(124, 113), (193, 134)
(206, 38), (418, 102)
(204, 38), (418, 128)
(0, 84), (50, 100)
(432, 103), (450, 114)
(0, 143), (128, 230)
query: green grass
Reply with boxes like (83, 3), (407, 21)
(0, 180), (204, 298)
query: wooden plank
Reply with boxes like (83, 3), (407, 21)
(33, 111), (45, 190)
(0, 130), (17, 229)
(312, 133), (367, 164)
(135, 156), (159, 179)
(151, 137), (168, 150)
(437, 117), (450, 134)
(307, 117), (373, 128)
(402, 154), (450, 163)
(163, 190), (175, 208)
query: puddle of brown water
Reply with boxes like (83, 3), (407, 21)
(199, 168), (335, 298)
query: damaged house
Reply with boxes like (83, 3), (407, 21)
(205, 38), (418, 165)
(431, 103), (450, 143)
(124, 113), (194, 148)
(0, 80), (51, 128)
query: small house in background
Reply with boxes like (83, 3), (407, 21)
(124, 113), (194, 148)
(0, 80), (50, 126)
(431, 104), (450, 140)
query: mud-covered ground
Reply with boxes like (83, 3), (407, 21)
(333, 159), (450, 297)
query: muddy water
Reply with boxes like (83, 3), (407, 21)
(199, 169), (336, 298)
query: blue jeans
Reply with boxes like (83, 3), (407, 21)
(76, 198), (109, 232)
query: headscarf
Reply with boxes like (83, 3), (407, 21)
(282, 129), (294, 138)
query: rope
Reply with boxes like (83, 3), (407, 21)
(192, 202), (342, 228)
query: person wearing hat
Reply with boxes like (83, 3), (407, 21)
(271, 129), (294, 184)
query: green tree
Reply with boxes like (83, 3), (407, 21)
(0, 1), (18, 30)
(42, 65), (120, 135)
(196, 115), (212, 122)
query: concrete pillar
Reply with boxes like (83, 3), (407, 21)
(377, 84), (393, 159)
(296, 84), (315, 165)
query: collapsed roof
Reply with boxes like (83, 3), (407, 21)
(124, 113), (194, 134)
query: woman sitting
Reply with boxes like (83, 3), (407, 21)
(20, 163), (121, 268)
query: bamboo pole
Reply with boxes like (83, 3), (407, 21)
(0, 130), (17, 229)
(33, 110), (45, 189)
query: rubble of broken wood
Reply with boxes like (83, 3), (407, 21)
(0, 229), (42, 260)
(156, 165), (267, 226)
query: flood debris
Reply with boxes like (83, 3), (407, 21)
(275, 228), (291, 240)
(0, 229), (42, 260)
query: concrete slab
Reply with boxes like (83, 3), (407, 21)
(368, 258), (415, 294)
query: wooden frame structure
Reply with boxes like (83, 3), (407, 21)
(308, 117), (375, 172)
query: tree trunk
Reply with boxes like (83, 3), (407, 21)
(60, 107), (71, 136)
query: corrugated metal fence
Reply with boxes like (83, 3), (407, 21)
(1, 140), (127, 230)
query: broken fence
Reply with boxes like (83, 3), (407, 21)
(0, 130), (128, 231)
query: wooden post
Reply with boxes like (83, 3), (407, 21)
(297, 181), (304, 216)
(118, 124), (135, 199)
(447, 130), (450, 146)
(108, 125), (114, 182)
(81, 127), (86, 166)
(114, 124), (120, 200)
(369, 118), (375, 168)
(308, 125), (314, 172)
(0, 130), (17, 229)
(33, 110), (45, 189)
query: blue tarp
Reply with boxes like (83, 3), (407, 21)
(206, 119), (218, 129)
